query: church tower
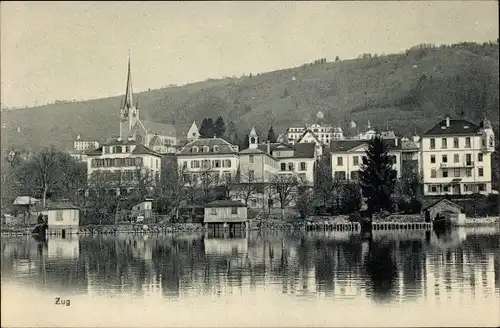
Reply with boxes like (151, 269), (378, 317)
(119, 55), (140, 139)
(249, 127), (259, 149)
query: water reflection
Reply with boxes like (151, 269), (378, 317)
(1, 228), (499, 305)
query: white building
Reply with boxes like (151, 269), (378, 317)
(86, 137), (162, 191)
(401, 136), (422, 179)
(176, 137), (240, 185)
(44, 203), (80, 236)
(73, 134), (100, 152)
(328, 138), (402, 181)
(286, 123), (343, 145)
(421, 116), (495, 196)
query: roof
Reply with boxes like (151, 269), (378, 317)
(205, 200), (247, 208)
(292, 143), (316, 158)
(401, 140), (420, 151)
(178, 137), (239, 155)
(148, 135), (163, 148)
(326, 138), (401, 153)
(141, 120), (177, 137)
(86, 140), (162, 157)
(296, 129), (322, 144)
(239, 148), (266, 154)
(421, 198), (464, 211)
(46, 202), (80, 210)
(13, 196), (40, 205)
(131, 143), (163, 157)
(175, 122), (196, 138)
(423, 119), (480, 136)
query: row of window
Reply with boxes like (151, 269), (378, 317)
(103, 145), (132, 154)
(427, 183), (486, 193)
(248, 154), (279, 168)
(182, 159), (232, 169)
(210, 207), (238, 215)
(429, 136), (494, 149)
(429, 167), (483, 178)
(190, 145), (221, 153)
(90, 170), (160, 183)
(183, 171), (232, 184)
(336, 155), (397, 166)
(429, 153), (482, 165)
(92, 157), (146, 168)
(279, 162), (308, 172)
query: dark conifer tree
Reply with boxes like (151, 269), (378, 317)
(214, 116), (226, 138)
(267, 126), (277, 143)
(206, 118), (215, 138)
(359, 135), (397, 215)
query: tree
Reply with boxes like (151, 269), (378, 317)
(243, 133), (250, 149)
(267, 126), (277, 143)
(199, 118), (215, 138)
(271, 174), (301, 220)
(340, 181), (362, 214)
(359, 136), (398, 216)
(296, 188), (315, 218)
(314, 156), (340, 214)
(214, 116), (226, 138)
(335, 56), (340, 62)
(283, 88), (289, 98)
(226, 120), (240, 145)
(233, 168), (261, 206)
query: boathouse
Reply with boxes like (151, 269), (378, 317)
(131, 198), (153, 221)
(204, 200), (248, 231)
(45, 202), (80, 237)
(422, 198), (464, 223)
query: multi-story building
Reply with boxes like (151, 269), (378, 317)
(401, 136), (422, 179)
(421, 116), (495, 196)
(286, 123), (343, 145)
(328, 138), (402, 181)
(176, 138), (240, 185)
(73, 135), (100, 152)
(118, 57), (199, 154)
(86, 137), (162, 193)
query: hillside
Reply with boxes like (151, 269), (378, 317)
(1, 41), (499, 151)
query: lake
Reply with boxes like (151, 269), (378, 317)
(1, 228), (499, 327)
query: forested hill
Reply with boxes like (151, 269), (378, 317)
(1, 40), (499, 151)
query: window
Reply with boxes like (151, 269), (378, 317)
(442, 169), (448, 178)
(334, 171), (346, 180)
(353, 156), (359, 166)
(104, 147), (109, 154)
(430, 155), (436, 164)
(489, 136), (494, 147)
(454, 168), (460, 177)
(431, 169), (436, 178)
(213, 146), (220, 152)
(350, 170), (360, 180)
(478, 153), (483, 162)
(231, 207), (238, 215)
(430, 138), (435, 149)
(224, 172), (231, 181)
(192, 146), (199, 153)
(249, 155), (254, 164)
(135, 157), (143, 166)
(115, 146), (123, 153)
(91, 159), (97, 167)
(478, 184), (486, 192)
(442, 155), (447, 163)
(202, 160), (210, 168)
(280, 163), (286, 171)
(203, 146), (209, 153)
(454, 154), (459, 163)
(288, 162), (294, 171)
(443, 186), (449, 192)
(249, 170), (255, 181)
(465, 137), (471, 148)
(392, 155), (397, 164)
(337, 156), (343, 166)
(441, 138), (447, 149)
(466, 168), (472, 177)
(430, 185), (437, 193)
(453, 137), (459, 148)
(225, 160), (232, 168)
(478, 168), (484, 177)
(191, 160), (200, 168)
(250, 199), (257, 208)
(210, 208), (217, 215)
(156, 159), (159, 168)
(182, 161), (187, 169)
(466, 154), (472, 165)
(125, 146), (130, 152)
(56, 210), (64, 222)
(213, 160), (221, 168)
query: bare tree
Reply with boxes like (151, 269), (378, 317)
(233, 169), (262, 206)
(29, 147), (59, 207)
(199, 165), (217, 203)
(271, 173), (302, 220)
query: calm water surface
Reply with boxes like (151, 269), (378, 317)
(1, 228), (500, 327)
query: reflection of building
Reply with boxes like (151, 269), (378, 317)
(421, 116), (495, 195)
(203, 237), (248, 256)
(47, 237), (80, 259)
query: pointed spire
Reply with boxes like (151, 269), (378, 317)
(249, 126), (258, 137)
(123, 52), (134, 109)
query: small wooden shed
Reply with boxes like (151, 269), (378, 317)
(44, 202), (80, 237)
(422, 198), (464, 223)
(204, 200), (248, 231)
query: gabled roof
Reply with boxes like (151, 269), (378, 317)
(178, 138), (239, 155)
(257, 142), (293, 153)
(296, 129), (321, 144)
(86, 140), (162, 157)
(46, 202), (80, 210)
(205, 200), (247, 208)
(422, 198), (464, 211)
(141, 120), (177, 137)
(148, 135), (163, 148)
(423, 119), (480, 136)
(326, 138), (401, 153)
(256, 142), (315, 159)
(13, 196), (40, 205)
(176, 122), (197, 138)
(132, 143), (163, 157)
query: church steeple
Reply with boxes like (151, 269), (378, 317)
(124, 53), (134, 109)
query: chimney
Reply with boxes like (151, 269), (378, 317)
(267, 140), (271, 154)
(395, 138), (398, 147)
(127, 135), (134, 141)
(445, 116), (450, 127)
(76, 134), (81, 140)
(117, 137), (122, 142)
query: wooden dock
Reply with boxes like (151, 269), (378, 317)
(371, 222), (432, 230)
(304, 221), (433, 231)
(305, 222), (360, 231)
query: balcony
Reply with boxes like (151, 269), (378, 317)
(440, 161), (474, 168)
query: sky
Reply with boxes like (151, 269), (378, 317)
(1, 1), (498, 108)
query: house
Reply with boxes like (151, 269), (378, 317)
(73, 134), (100, 152)
(86, 137), (162, 194)
(131, 199), (153, 220)
(117, 56), (199, 153)
(176, 137), (240, 186)
(286, 123), (343, 145)
(204, 200), (248, 231)
(44, 202), (80, 236)
(422, 198), (465, 224)
(295, 128), (326, 156)
(421, 116), (495, 196)
(256, 141), (318, 186)
(327, 138), (402, 181)
(401, 136), (422, 179)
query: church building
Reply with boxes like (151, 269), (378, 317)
(119, 57), (199, 154)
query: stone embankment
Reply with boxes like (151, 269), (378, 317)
(462, 216), (499, 226)
(77, 223), (204, 235)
